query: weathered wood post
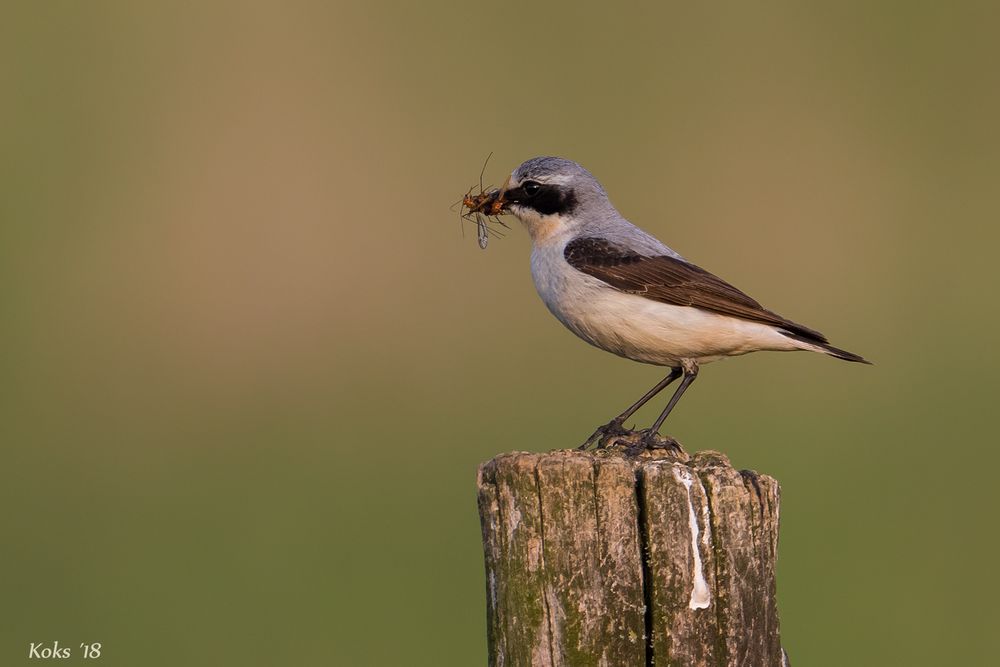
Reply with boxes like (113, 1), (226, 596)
(477, 447), (786, 667)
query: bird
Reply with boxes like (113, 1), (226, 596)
(491, 156), (869, 452)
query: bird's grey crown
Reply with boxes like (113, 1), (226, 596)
(514, 157), (604, 192)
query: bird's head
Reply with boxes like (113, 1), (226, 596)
(499, 157), (614, 243)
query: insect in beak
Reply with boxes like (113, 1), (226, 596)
(456, 155), (510, 249)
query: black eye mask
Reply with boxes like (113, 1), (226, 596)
(505, 181), (578, 216)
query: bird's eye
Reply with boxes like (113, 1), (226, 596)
(522, 181), (541, 197)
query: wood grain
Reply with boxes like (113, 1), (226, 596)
(478, 448), (785, 667)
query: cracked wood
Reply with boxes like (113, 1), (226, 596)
(477, 448), (785, 667)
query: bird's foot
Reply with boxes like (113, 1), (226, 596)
(578, 419), (631, 450)
(623, 429), (683, 457)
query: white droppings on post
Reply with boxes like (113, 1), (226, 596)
(673, 466), (711, 610)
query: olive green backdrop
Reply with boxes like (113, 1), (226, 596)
(2, 2), (997, 665)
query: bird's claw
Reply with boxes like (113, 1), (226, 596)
(578, 419), (630, 450)
(623, 429), (682, 457)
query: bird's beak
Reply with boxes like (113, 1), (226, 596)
(498, 175), (526, 211)
(496, 175), (513, 209)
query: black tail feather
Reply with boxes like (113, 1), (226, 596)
(817, 342), (872, 364)
(780, 331), (872, 365)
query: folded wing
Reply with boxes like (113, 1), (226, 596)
(564, 236), (829, 345)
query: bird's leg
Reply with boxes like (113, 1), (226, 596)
(631, 360), (699, 454)
(579, 367), (683, 450)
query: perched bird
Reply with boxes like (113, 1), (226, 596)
(492, 156), (869, 451)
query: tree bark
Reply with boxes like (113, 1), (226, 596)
(477, 448), (785, 667)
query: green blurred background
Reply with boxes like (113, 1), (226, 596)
(2, 1), (998, 665)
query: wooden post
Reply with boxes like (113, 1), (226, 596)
(477, 447), (786, 667)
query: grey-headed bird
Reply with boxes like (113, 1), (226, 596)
(491, 156), (869, 451)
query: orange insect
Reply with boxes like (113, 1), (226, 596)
(462, 187), (504, 217)
(456, 153), (509, 249)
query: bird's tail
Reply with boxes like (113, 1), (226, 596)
(814, 341), (872, 364)
(780, 331), (872, 365)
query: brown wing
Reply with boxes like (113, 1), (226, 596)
(564, 237), (829, 344)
